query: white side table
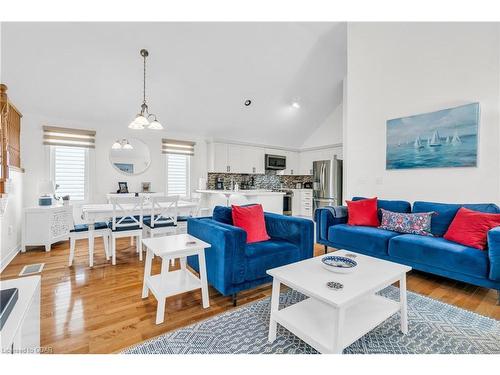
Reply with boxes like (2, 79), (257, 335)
(141, 234), (211, 324)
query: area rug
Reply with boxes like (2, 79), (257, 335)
(123, 286), (500, 354)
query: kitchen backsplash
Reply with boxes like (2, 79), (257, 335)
(207, 172), (312, 190)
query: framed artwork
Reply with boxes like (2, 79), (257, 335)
(141, 182), (151, 193)
(386, 103), (479, 170)
(118, 182), (129, 193)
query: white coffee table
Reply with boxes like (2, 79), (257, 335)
(141, 234), (211, 324)
(267, 250), (411, 353)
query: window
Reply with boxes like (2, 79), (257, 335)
(166, 153), (190, 198)
(51, 146), (88, 201)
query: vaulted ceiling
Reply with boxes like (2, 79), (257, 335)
(1, 22), (346, 148)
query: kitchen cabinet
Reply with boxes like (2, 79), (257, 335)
(299, 147), (343, 175)
(211, 142), (229, 173)
(291, 189), (313, 217)
(210, 142), (265, 174)
(228, 144), (264, 174)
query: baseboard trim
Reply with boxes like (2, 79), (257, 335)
(0, 243), (21, 273)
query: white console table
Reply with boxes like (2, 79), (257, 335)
(22, 205), (71, 252)
(0, 276), (41, 354)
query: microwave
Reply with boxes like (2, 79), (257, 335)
(265, 154), (286, 170)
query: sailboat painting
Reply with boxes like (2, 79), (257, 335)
(386, 103), (479, 169)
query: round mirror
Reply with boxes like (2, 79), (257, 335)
(109, 137), (151, 175)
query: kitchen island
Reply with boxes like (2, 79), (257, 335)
(196, 189), (285, 214)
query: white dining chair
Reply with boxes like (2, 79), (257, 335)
(176, 192), (210, 234)
(109, 195), (145, 265)
(142, 195), (179, 238)
(67, 206), (111, 268)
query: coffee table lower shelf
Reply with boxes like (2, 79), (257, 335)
(272, 294), (400, 353)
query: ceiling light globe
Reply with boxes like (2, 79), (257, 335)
(291, 102), (301, 109)
(111, 141), (122, 149)
(128, 119), (144, 130)
(148, 120), (163, 130)
(122, 142), (133, 150)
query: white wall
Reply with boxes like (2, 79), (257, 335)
(302, 104), (343, 148)
(0, 169), (23, 271)
(345, 22), (500, 204)
(21, 113), (208, 220)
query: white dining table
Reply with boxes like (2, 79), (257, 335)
(79, 200), (198, 266)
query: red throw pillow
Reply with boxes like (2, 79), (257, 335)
(346, 197), (380, 227)
(231, 204), (270, 243)
(444, 207), (500, 250)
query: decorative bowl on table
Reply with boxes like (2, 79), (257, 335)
(321, 255), (357, 274)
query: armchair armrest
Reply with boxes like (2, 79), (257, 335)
(264, 213), (314, 260)
(487, 227), (500, 281)
(314, 206), (348, 243)
(187, 218), (247, 290)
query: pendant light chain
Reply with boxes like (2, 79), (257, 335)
(143, 52), (147, 105)
(129, 48), (163, 130)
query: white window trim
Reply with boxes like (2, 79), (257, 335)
(165, 153), (191, 199)
(49, 145), (91, 203)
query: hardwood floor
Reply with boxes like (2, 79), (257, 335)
(1, 239), (498, 354)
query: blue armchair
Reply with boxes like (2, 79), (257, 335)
(187, 206), (314, 305)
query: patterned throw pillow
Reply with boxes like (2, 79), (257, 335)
(379, 209), (434, 236)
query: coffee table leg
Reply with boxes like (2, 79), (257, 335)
(142, 248), (153, 298)
(332, 307), (345, 354)
(198, 250), (210, 309)
(268, 278), (280, 343)
(400, 275), (408, 334)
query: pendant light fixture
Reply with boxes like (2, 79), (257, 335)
(112, 139), (134, 150)
(129, 49), (163, 130)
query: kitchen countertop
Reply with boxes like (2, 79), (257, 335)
(196, 189), (286, 196)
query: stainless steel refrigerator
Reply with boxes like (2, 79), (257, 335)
(313, 157), (343, 216)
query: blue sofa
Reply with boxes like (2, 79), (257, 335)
(315, 197), (500, 300)
(187, 206), (314, 305)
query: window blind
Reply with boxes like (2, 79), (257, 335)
(162, 138), (195, 156)
(54, 146), (86, 201)
(43, 126), (96, 148)
(166, 154), (189, 197)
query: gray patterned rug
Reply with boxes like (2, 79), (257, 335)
(123, 286), (500, 354)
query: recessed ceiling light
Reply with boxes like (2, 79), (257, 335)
(291, 101), (301, 109)
(244, 99), (252, 106)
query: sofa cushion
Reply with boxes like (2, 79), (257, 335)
(346, 197), (380, 227)
(388, 234), (489, 279)
(245, 239), (301, 280)
(328, 224), (401, 256)
(379, 209), (433, 236)
(212, 206), (233, 225)
(232, 204), (270, 243)
(244, 238), (298, 258)
(413, 201), (500, 237)
(443, 207), (500, 250)
(353, 197), (411, 213)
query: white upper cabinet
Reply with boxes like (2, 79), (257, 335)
(211, 142), (229, 173)
(299, 147), (343, 175)
(209, 141), (342, 176)
(209, 142), (265, 174)
(228, 144), (264, 174)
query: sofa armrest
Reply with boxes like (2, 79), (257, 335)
(487, 226), (500, 281)
(314, 206), (348, 243)
(187, 218), (247, 287)
(264, 213), (314, 260)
